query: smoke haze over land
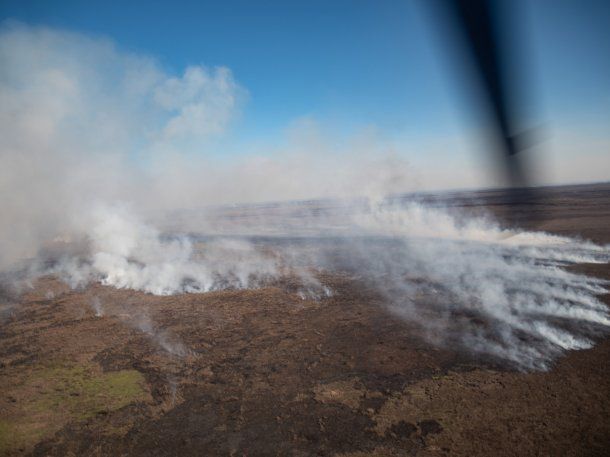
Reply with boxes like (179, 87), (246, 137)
(1, 22), (609, 371)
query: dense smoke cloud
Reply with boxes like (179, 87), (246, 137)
(0, 22), (243, 268)
(0, 22), (417, 268)
(1, 22), (608, 371)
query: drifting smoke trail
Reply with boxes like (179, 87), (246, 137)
(131, 312), (191, 358)
(39, 199), (610, 371)
(340, 202), (610, 370)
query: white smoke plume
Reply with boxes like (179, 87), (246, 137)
(341, 202), (610, 370)
(56, 204), (282, 295)
(44, 198), (610, 370)
(90, 296), (104, 317)
(0, 21), (246, 268)
(1, 22), (609, 371)
(0, 22), (416, 269)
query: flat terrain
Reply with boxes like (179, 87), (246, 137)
(1, 183), (610, 456)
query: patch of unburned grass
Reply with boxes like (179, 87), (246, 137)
(0, 362), (149, 454)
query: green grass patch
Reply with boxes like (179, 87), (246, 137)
(25, 364), (147, 419)
(0, 362), (149, 454)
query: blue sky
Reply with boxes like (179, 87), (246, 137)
(1, 0), (608, 187)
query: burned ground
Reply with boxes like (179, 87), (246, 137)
(1, 183), (610, 456)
